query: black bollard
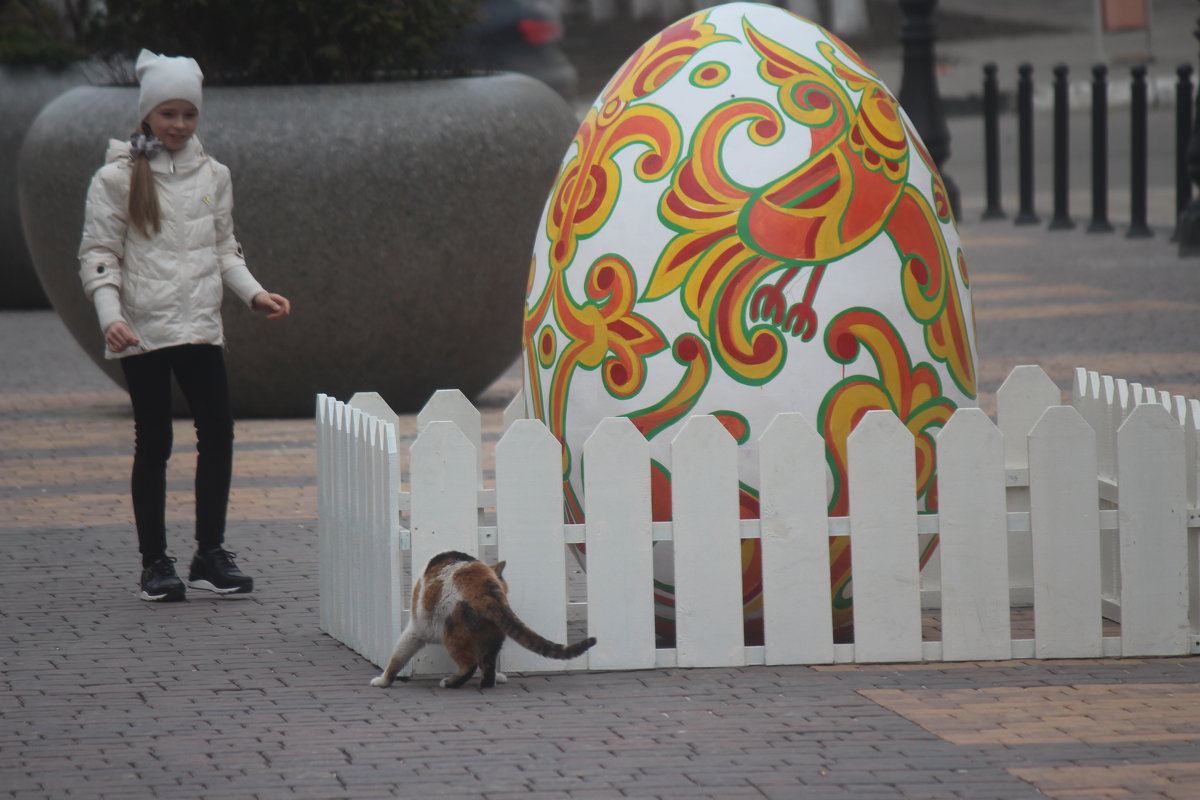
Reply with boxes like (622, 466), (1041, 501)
(1050, 64), (1075, 230)
(898, 0), (961, 220)
(982, 63), (1006, 220)
(1175, 64), (1194, 241)
(1015, 63), (1040, 225)
(1179, 10), (1200, 255)
(1128, 65), (1153, 238)
(1089, 64), (1114, 233)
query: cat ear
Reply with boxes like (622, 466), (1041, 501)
(491, 561), (506, 577)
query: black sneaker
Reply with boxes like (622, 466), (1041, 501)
(140, 556), (186, 602)
(188, 547), (253, 595)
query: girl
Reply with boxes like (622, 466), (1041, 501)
(79, 50), (291, 602)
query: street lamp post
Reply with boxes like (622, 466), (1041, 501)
(898, 0), (960, 220)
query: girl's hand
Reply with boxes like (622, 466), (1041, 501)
(252, 292), (292, 320)
(104, 321), (139, 353)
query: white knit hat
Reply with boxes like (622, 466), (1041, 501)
(135, 49), (204, 123)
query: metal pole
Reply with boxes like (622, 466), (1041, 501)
(898, 0), (961, 220)
(1176, 5), (1200, 256)
(982, 63), (1006, 220)
(1089, 63), (1114, 233)
(1174, 63), (1194, 241)
(1128, 64), (1153, 238)
(1050, 64), (1075, 230)
(1015, 63), (1040, 225)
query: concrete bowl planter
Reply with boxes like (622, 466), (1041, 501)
(19, 73), (577, 416)
(1, 63), (89, 309)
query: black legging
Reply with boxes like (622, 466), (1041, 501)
(120, 344), (233, 565)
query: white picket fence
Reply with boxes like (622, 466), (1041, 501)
(316, 365), (1200, 676)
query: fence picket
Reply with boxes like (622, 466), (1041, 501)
(350, 411), (368, 656)
(937, 409), (1012, 660)
(1187, 399), (1200, 638)
(1097, 375), (1118, 481)
(1182, 398), (1200, 508)
(418, 389), (483, 486)
(583, 417), (656, 670)
(410, 420), (479, 675)
(316, 394), (332, 636)
(380, 421), (402, 668)
(350, 391), (399, 432)
(998, 365), (1062, 471)
(997, 365), (1060, 598)
(496, 420), (573, 673)
(1074, 369), (1111, 478)
(758, 413), (833, 664)
(366, 415), (384, 664)
(1029, 406), (1103, 658)
(672, 415), (744, 668)
(333, 402), (350, 650)
(849, 410), (922, 662)
(1118, 404), (1190, 655)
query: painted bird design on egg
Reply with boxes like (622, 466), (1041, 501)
(523, 2), (978, 643)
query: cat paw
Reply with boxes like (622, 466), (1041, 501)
(370, 676), (392, 688)
(438, 677), (451, 688)
(495, 672), (508, 684)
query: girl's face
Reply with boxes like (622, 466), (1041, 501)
(145, 100), (199, 151)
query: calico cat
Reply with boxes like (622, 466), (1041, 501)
(370, 550), (597, 689)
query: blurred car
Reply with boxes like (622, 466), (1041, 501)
(451, 0), (579, 100)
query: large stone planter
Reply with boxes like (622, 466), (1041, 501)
(19, 74), (577, 416)
(1, 64), (89, 308)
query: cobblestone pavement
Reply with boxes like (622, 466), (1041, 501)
(4, 0), (1200, 784)
(4, 211), (1200, 799)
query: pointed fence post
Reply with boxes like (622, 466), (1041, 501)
(996, 365), (1061, 601)
(848, 411), (922, 663)
(758, 413), (833, 665)
(316, 395), (332, 636)
(418, 389), (483, 487)
(410, 420), (479, 676)
(672, 415), (744, 668)
(496, 420), (572, 673)
(1028, 406), (1103, 659)
(936, 409), (1012, 661)
(1117, 404), (1190, 655)
(584, 417), (657, 670)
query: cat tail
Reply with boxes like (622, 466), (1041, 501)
(490, 602), (597, 661)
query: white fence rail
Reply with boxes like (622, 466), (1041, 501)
(316, 365), (1200, 675)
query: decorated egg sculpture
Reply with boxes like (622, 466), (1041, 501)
(522, 2), (978, 643)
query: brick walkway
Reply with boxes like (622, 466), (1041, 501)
(3, 210), (1200, 798)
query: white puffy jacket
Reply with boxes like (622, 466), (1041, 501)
(78, 136), (265, 359)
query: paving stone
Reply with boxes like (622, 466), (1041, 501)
(4, 258), (1200, 800)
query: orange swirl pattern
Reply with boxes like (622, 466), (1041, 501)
(544, 16), (731, 273)
(818, 308), (957, 517)
(889, 186), (976, 396)
(646, 19), (914, 386)
(818, 308), (958, 636)
(524, 255), (669, 481)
